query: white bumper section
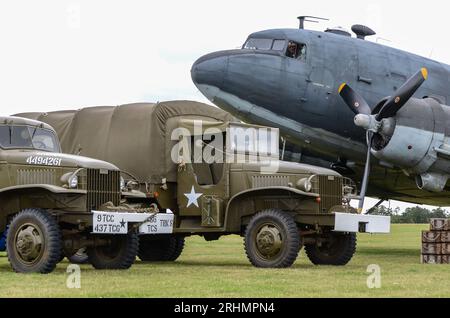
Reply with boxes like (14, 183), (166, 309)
(92, 211), (174, 235)
(334, 212), (391, 234)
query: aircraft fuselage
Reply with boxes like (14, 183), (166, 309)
(191, 28), (450, 205)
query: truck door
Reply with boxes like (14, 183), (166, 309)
(176, 130), (228, 228)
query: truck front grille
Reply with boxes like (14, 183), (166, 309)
(317, 175), (343, 213)
(86, 169), (121, 210)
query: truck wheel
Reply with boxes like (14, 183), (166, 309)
(87, 232), (139, 270)
(138, 235), (185, 262)
(7, 209), (62, 274)
(244, 209), (300, 268)
(305, 233), (357, 266)
(68, 248), (89, 264)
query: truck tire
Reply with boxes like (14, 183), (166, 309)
(87, 232), (139, 270)
(67, 248), (89, 264)
(7, 209), (62, 274)
(244, 209), (300, 268)
(305, 233), (357, 266)
(138, 235), (185, 262)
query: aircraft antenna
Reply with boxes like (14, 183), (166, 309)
(297, 16), (329, 30)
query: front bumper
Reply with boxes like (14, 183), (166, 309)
(92, 211), (174, 235)
(334, 212), (391, 234)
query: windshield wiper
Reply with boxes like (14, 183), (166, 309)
(8, 126), (12, 145)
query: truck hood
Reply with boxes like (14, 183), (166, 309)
(2, 150), (119, 170)
(231, 161), (341, 176)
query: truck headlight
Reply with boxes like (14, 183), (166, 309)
(297, 178), (312, 192)
(68, 175), (78, 189)
(120, 176), (126, 191)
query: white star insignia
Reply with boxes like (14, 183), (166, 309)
(184, 186), (203, 208)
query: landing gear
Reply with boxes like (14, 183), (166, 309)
(138, 235), (185, 262)
(7, 209), (62, 274)
(87, 232), (139, 269)
(244, 209), (300, 268)
(305, 232), (357, 266)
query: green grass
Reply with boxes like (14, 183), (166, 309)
(0, 224), (449, 298)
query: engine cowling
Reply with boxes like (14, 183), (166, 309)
(371, 97), (450, 192)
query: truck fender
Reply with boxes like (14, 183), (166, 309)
(224, 187), (318, 232)
(0, 184), (86, 195)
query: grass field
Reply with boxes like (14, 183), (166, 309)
(0, 224), (449, 298)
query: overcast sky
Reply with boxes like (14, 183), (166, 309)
(1, 0), (448, 211)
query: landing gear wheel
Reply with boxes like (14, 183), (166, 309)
(138, 235), (185, 262)
(244, 209), (300, 268)
(87, 232), (139, 269)
(305, 233), (357, 266)
(7, 209), (62, 274)
(68, 248), (89, 264)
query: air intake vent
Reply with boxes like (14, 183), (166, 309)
(17, 169), (57, 185)
(252, 175), (289, 188)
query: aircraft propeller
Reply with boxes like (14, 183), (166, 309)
(338, 68), (428, 213)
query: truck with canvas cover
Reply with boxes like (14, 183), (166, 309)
(17, 101), (390, 268)
(0, 116), (168, 273)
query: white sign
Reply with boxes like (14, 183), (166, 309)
(139, 213), (174, 234)
(92, 211), (174, 235)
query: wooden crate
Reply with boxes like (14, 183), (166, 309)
(422, 231), (442, 243)
(430, 219), (450, 231)
(441, 243), (450, 255)
(422, 255), (450, 264)
(441, 232), (450, 243)
(422, 243), (442, 255)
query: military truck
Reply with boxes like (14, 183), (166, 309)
(0, 116), (169, 273)
(18, 102), (390, 268)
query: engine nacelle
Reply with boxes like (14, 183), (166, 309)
(371, 97), (450, 192)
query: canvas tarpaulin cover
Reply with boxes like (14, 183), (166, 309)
(16, 101), (235, 183)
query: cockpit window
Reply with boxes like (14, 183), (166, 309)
(0, 125), (60, 152)
(243, 38), (273, 50)
(272, 40), (286, 51)
(243, 38), (288, 52)
(286, 41), (307, 60)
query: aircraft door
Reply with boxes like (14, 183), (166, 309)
(303, 39), (335, 117)
(387, 51), (412, 96)
(357, 45), (390, 105)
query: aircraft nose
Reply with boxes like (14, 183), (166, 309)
(191, 51), (229, 99)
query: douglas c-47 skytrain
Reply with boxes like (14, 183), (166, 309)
(191, 16), (450, 207)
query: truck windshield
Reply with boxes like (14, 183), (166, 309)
(228, 125), (279, 158)
(0, 125), (60, 152)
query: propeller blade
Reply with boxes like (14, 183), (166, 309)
(358, 132), (373, 213)
(376, 68), (428, 120)
(338, 83), (372, 115)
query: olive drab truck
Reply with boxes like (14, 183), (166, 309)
(17, 101), (391, 268)
(0, 116), (171, 273)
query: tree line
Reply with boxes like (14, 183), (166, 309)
(369, 206), (449, 224)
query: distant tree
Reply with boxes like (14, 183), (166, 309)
(369, 205), (394, 216)
(367, 203), (449, 224)
(401, 206), (431, 224)
(430, 208), (448, 219)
